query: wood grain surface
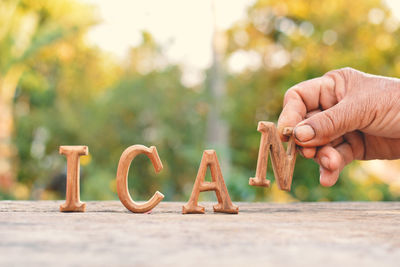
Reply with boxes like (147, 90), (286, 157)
(0, 201), (399, 267)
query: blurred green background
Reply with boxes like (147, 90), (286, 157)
(1, 0), (400, 202)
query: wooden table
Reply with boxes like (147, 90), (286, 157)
(1, 201), (399, 266)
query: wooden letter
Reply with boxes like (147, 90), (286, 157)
(116, 145), (164, 213)
(59, 145), (88, 212)
(183, 150), (238, 214)
(249, 121), (297, 191)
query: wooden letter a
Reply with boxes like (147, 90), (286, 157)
(249, 121), (297, 191)
(59, 146), (88, 212)
(183, 150), (238, 214)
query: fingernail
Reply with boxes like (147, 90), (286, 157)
(294, 125), (315, 142)
(320, 156), (330, 170)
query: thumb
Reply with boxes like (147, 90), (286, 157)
(293, 101), (360, 147)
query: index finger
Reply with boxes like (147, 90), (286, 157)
(277, 75), (338, 141)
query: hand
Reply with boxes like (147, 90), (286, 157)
(277, 67), (400, 187)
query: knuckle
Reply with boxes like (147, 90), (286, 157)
(323, 67), (358, 100)
(322, 110), (337, 133)
(338, 67), (356, 75)
(283, 87), (299, 103)
(324, 68), (348, 84)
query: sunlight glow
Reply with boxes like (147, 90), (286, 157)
(81, 0), (399, 85)
(81, 0), (254, 86)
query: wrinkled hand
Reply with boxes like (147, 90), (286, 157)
(278, 67), (400, 187)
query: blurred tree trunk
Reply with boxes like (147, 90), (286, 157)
(0, 66), (24, 191)
(207, 3), (230, 174)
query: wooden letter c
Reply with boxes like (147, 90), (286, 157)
(116, 145), (164, 213)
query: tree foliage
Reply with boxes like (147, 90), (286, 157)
(2, 0), (400, 202)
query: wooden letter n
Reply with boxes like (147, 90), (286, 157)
(183, 150), (238, 214)
(249, 121), (297, 191)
